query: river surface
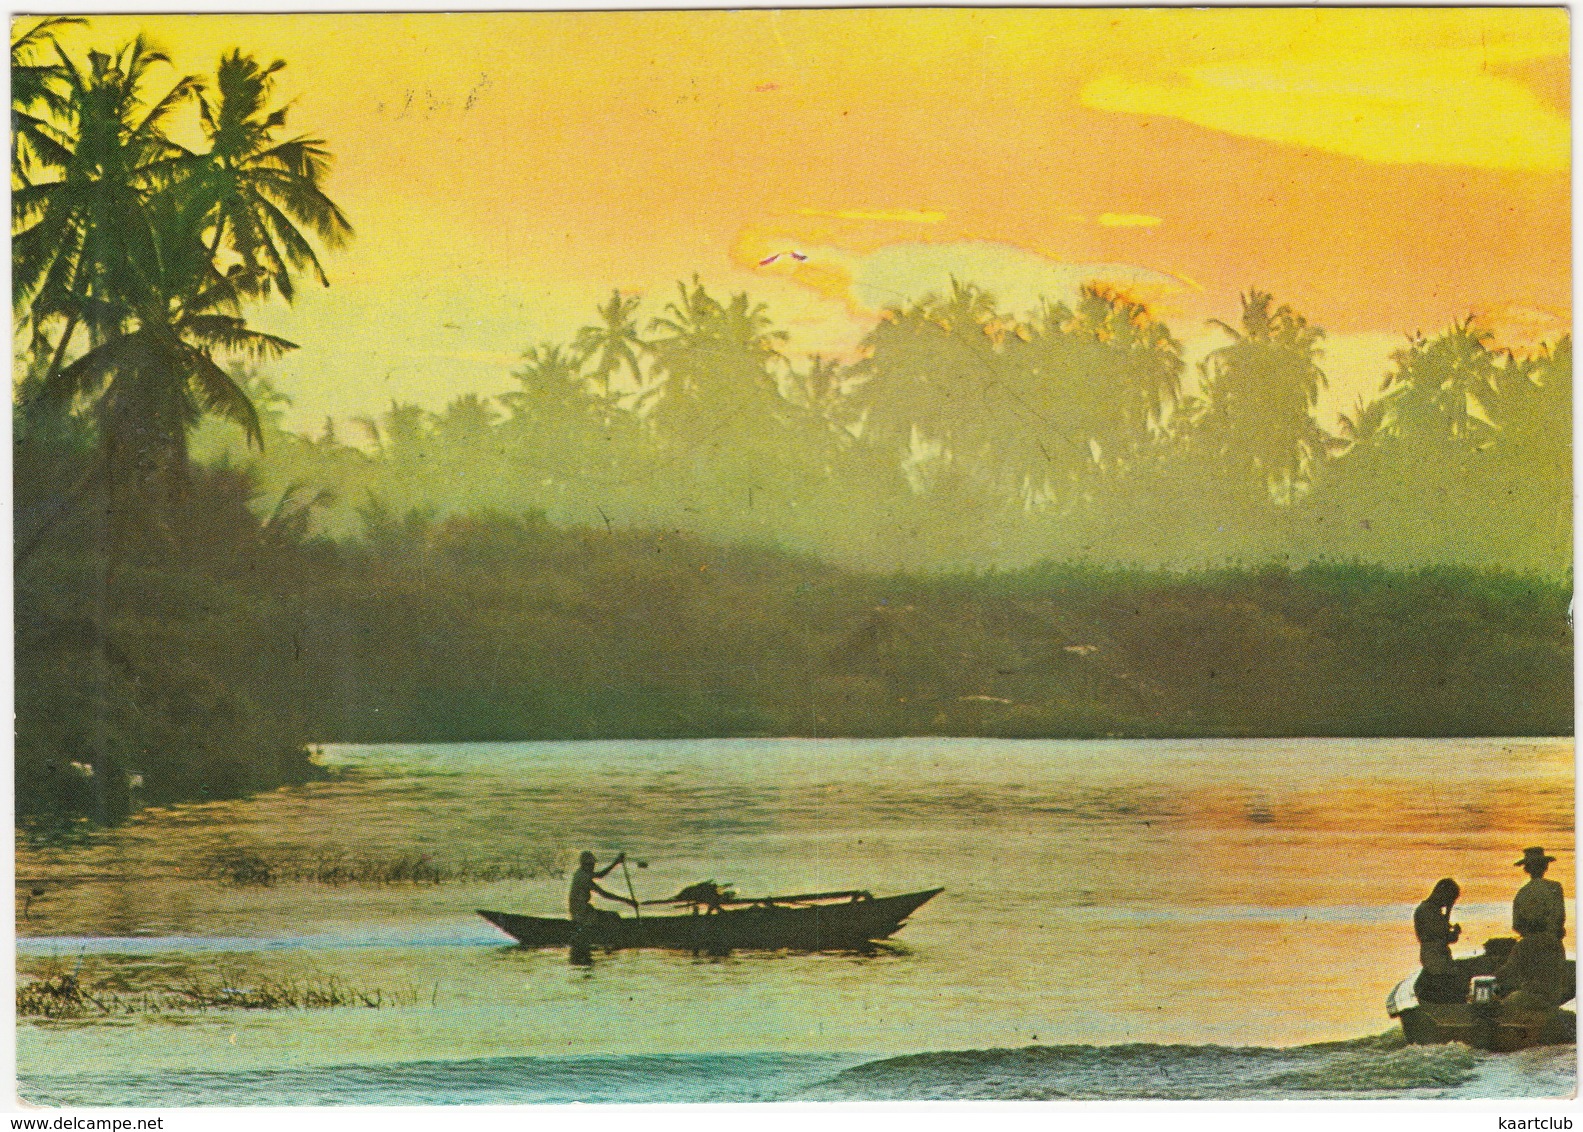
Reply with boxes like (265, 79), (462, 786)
(15, 737), (1577, 1104)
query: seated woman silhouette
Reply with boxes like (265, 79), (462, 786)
(1413, 877), (1464, 1003)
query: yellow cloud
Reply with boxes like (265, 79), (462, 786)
(1098, 213), (1163, 228)
(797, 208), (946, 224)
(1082, 35), (1570, 173)
(781, 260), (857, 305)
(730, 229), (1194, 326)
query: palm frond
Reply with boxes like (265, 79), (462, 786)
(251, 162), (352, 245)
(133, 72), (203, 140)
(182, 346), (264, 448)
(252, 191), (329, 292)
(11, 16), (84, 55)
(39, 331), (138, 404)
(12, 113), (74, 168)
(183, 315), (298, 359)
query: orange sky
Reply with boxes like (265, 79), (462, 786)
(54, 9), (1571, 428)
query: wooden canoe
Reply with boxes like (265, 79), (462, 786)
(478, 887), (943, 951)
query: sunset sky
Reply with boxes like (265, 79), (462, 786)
(60, 9), (1571, 432)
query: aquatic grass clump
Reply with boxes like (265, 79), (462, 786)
(166, 969), (428, 1012)
(15, 970), (110, 1019)
(207, 849), (278, 886)
(203, 844), (565, 886)
(18, 961), (435, 1020)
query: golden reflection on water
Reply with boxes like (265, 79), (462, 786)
(16, 737), (1575, 1077)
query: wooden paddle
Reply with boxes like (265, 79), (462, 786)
(620, 854), (641, 921)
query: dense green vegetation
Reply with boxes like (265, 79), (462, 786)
(15, 448), (1572, 821)
(11, 22), (351, 820)
(11, 21), (1573, 824)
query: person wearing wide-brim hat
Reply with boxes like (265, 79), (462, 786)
(1512, 847), (1564, 939)
(1496, 847), (1572, 1010)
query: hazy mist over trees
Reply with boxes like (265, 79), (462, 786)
(196, 280), (1570, 576)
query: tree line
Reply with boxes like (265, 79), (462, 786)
(215, 279), (1571, 575)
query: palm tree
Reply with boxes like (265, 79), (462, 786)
(648, 279), (786, 402)
(193, 50), (352, 301)
(713, 291), (789, 367)
(501, 343), (584, 423)
(573, 290), (646, 400)
(256, 481), (336, 548)
(236, 371), (293, 436)
(1066, 283), (1185, 438)
(645, 278), (793, 473)
(1321, 391), (1397, 504)
(378, 400), (430, 469)
(1485, 335), (1571, 547)
(1382, 318), (1502, 444)
(853, 281), (1000, 450)
(499, 341), (615, 486)
(35, 190), (292, 514)
(14, 38), (351, 562)
(10, 17), (80, 186)
(646, 277), (719, 391)
(646, 277), (720, 362)
(790, 355), (847, 417)
(1196, 290), (1332, 501)
(502, 341), (609, 443)
(932, 277), (1001, 341)
(1490, 335), (1571, 445)
(1006, 284), (1185, 478)
(1335, 393), (1392, 450)
(13, 38), (202, 390)
(430, 392), (499, 445)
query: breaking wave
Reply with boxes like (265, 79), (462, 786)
(803, 1031), (1569, 1101)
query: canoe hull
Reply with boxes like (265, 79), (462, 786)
(478, 888), (943, 951)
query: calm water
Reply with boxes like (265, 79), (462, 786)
(15, 737), (1577, 1103)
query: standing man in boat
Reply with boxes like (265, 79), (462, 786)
(569, 851), (637, 929)
(1497, 846), (1572, 1008)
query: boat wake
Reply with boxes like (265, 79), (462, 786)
(802, 1032), (1504, 1100)
(19, 1032), (1575, 1106)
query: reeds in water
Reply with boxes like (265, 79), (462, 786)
(16, 970), (110, 1019)
(17, 961), (433, 1019)
(204, 845), (564, 886)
